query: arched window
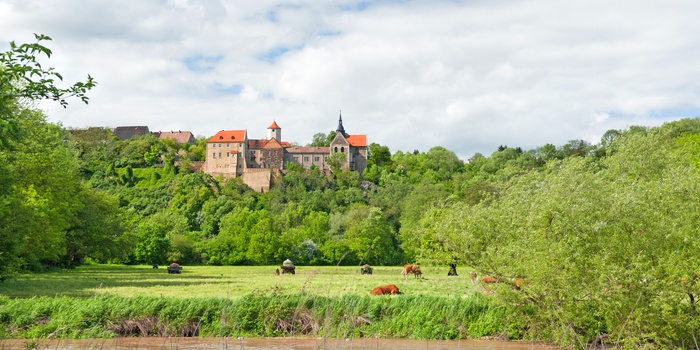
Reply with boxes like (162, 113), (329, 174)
(334, 147), (338, 152)
(341, 147), (344, 153)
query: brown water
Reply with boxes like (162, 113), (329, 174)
(0, 337), (560, 350)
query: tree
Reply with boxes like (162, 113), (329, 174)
(326, 152), (346, 174)
(308, 131), (336, 147)
(64, 188), (131, 265)
(0, 34), (95, 275)
(368, 142), (392, 168)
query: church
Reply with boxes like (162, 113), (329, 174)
(204, 114), (367, 192)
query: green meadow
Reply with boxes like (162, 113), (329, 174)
(0, 265), (519, 340)
(0, 264), (480, 298)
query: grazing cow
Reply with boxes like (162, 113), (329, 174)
(370, 284), (403, 295)
(447, 263), (458, 276)
(403, 264), (422, 279)
(470, 271), (478, 283)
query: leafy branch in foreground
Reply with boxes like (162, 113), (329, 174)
(0, 33), (96, 107)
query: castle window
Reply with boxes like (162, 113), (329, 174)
(294, 157), (299, 162)
(212, 152), (216, 158)
(219, 152), (222, 158)
(219, 143), (222, 147)
(314, 156), (320, 162)
(341, 147), (345, 153)
(213, 143), (216, 148)
(227, 143), (230, 147)
(304, 156), (309, 162)
(334, 147), (338, 152)
(227, 152), (230, 157)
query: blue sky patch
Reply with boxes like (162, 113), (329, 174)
(605, 105), (700, 120)
(213, 84), (243, 95)
(257, 46), (291, 63)
(183, 55), (223, 73)
(648, 106), (700, 119)
(339, 0), (410, 12)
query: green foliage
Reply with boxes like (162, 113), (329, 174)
(308, 131), (336, 147)
(0, 34), (100, 275)
(417, 121), (700, 347)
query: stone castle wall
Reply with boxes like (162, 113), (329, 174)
(242, 169), (272, 192)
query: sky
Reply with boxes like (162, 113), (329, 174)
(2, 0), (699, 159)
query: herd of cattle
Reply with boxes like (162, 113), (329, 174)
(267, 261), (519, 296)
(366, 263), (521, 296)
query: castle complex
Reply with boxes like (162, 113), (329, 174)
(205, 114), (367, 192)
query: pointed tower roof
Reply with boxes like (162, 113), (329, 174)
(336, 111), (346, 135)
(268, 120), (281, 129)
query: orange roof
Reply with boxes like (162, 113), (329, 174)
(268, 120), (281, 129)
(345, 134), (367, 147)
(208, 130), (246, 143)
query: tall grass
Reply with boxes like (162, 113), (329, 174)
(0, 293), (521, 340)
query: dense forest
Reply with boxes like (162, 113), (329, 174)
(3, 35), (700, 346)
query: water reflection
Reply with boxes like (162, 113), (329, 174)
(1, 337), (560, 349)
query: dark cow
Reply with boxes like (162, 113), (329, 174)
(447, 263), (458, 276)
(370, 284), (403, 295)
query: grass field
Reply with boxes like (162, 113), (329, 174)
(0, 265), (518, 340)
(0, 264), (484, 299)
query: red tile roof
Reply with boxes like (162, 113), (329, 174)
(268, 120), (281, 129)
(208, 130), (246, 143)
(345, 134), (367, 147)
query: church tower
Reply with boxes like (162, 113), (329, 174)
(336, 111), (346, 136)
(267, 120), (281, 140)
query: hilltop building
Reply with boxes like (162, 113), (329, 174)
(113, 126), (150, 140)
(205, 114), (367, 192)
(154, 131), (196, 145)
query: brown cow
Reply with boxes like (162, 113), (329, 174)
(403, 264), (422, 279)
(370, 284), (403, 295)
(481, 276), (498, 284)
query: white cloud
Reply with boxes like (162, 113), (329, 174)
(2, 0), (699, 160)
